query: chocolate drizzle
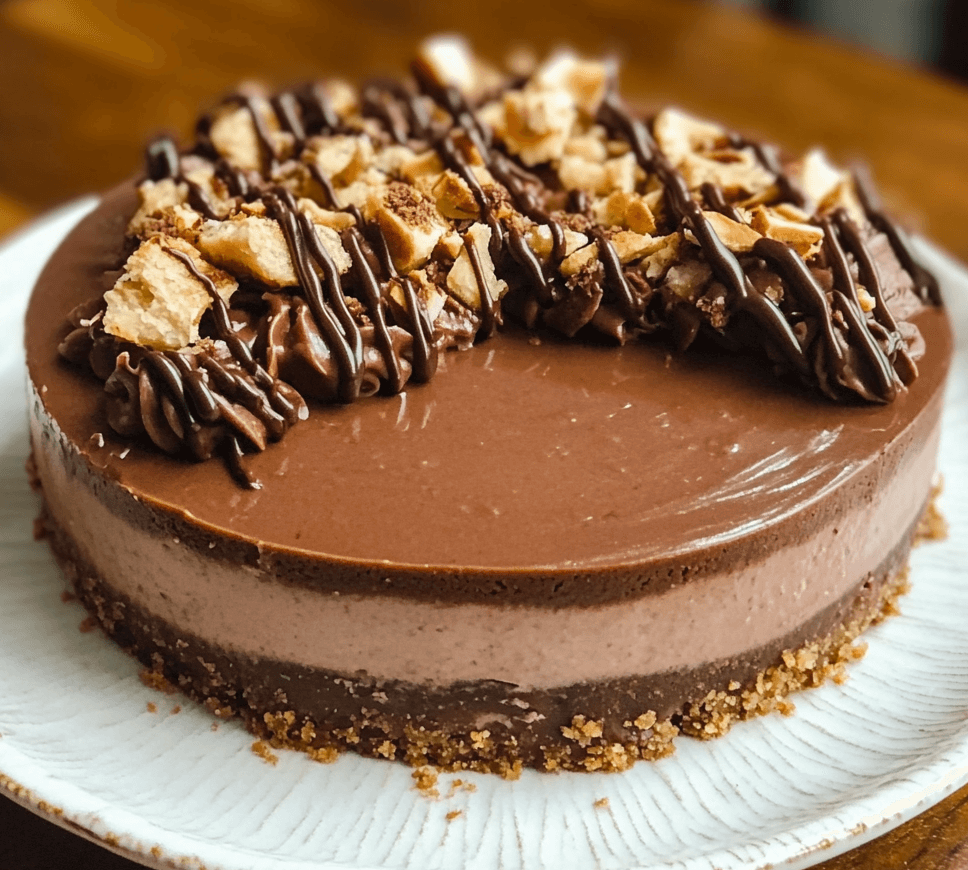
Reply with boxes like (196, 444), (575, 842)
(117, 246), (306, 486)
(597, 95), (812, 375)
(62, 47), (943, 485)
(146, 136), (222, 220)
(595, 91), (934, 402)
(239, 95), (282, 174)
(294, 82), (341, 135)
(750, 140), (807, 208)
(462, 232), (499, 339)
(264, 189), (366, 402)
(700, 182), (743, 223)
(853, 168), (941, 306)
(343, 227), (407, 393)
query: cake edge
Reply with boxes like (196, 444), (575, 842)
(29, 448), (944, 777)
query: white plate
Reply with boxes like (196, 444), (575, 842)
(2, 200), (968, 870)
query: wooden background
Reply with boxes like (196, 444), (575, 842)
(2, 0), (968, 867)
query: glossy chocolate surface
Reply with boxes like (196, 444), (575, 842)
(25, 186), (952, 599)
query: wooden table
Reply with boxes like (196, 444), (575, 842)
(2, 0), (967, 866)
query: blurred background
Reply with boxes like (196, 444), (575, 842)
(0, 0), (966, 245)
(724, 0), (967, 80)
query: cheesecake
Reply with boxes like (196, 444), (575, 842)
(26, 38), (950, 775)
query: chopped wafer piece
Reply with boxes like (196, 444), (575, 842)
(104, 236), (237, 350)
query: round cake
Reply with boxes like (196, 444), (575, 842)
(26, 38), (950, 775)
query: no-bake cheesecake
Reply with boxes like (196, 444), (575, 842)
(26, 38), (950, 775)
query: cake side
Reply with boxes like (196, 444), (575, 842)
(26, 357), (945, 688)
(29, 453), (927, 774)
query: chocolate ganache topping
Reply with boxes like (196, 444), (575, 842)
(57, 37), (940, 487)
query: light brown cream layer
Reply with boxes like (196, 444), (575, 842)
(31, 380), (941, 689)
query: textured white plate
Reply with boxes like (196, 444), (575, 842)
(2, 200), (968, 870)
